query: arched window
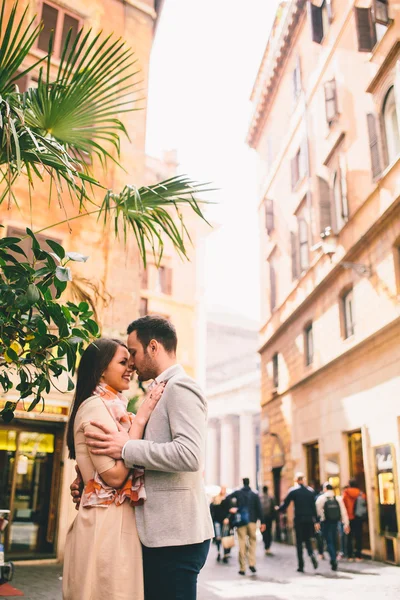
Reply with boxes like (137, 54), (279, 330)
(383, 87), (400, 165)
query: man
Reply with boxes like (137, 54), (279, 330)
(316, 482), (350, 571)
(261, 485), (275, 555)
(71, 316), (214, 600)
(343, 478), (367, 562)
(277, 472), (319, 573)
(227, 478), (265, 575)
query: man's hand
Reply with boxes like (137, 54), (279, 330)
(314, 522), (321, 533)
(260, 524), (267, 533)
(70, 465), (83, 511)
(85, 421), (130, 459)
(344, 524), (350, 535)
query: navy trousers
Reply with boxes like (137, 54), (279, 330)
(322, 520), (338, 563)
(142, 539), (210, 600)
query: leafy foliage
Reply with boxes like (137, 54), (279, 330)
(0, 227), (98, 422)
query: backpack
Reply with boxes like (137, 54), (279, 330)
(324, 497), (341, 522)
(262, 495), (274, 517)
(354, 493), (368, 520)
(233, 490), (251, 528)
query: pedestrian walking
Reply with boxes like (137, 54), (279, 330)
(343, 478), (367, 562)
(261, 485), (275, 555)
(315, 483), (350, 571)
(227, 478), (265, 576)
(210, 486), (231, 563)
(277, 472), (319, 573)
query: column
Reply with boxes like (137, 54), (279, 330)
(220, 415), (236, 489)
(239, 412), (256, 487)
(205, 418), (219, 486)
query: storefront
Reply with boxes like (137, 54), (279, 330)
(0, 401), (68, 560)
(373, 444), (399, 564)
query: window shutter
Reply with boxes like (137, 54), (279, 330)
(355, 8), (377, 52)
(293, 56), (302, 102)
(38, 3), (59, 53)
(367, 113), (382, 179)
(338, 153), (349, 221)
(309, 2), (324, 44)
(291, 231), (299, 280)
(265, 199), (274, 234)
(324, 79), (338, 125)
(269, 263), (277, 310)
(318, 176), (332, 234)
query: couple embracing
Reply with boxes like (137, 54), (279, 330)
(63, 316), (214, 600)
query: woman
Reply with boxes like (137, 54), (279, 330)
(210, 486), (232, 563)
(62, 338), (165, 600)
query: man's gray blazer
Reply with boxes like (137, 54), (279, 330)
(122, 364), (214, 547)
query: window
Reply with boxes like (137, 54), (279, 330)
(291, 143), (306, 190)
(272, 353), (279, 389)
(355, 7), (377, 52)
(342, 288), (355, 338)
(298, 218), (309, 272)
(304, 323), (314, 366)
(374, 0), (389, 26)
(37, 2), (81, 59)
(367, 113), (383, 179)
(264, 199), (274, 235)
(318, 176), (332, 235)
(269, 260), (277, 311)
(158, 266), (172, 295)
(292, 56), (302, 104)
(382, 87), (400, 166)
(12, 73), (38, 93)
(332, 156), (349, 231)
(291, 231), (299, 280)
(324, 79), (338, 125)
(139, 297), (148, 317)
(309, 0), (332, 44)
(141, 267), (148, 289)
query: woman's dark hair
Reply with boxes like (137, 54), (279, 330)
(66, 338), (127, 459)
(127, 315), (177, 354)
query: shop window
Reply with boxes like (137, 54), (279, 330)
(342, 287), (355, 339)
(264, 198), (274, 235)
(324, 79), (338, 126)
(309, 1), (332, 44)
(272, 353), (279, 389)
(382, 86), (400, 166)
(325, 454), (340, 495)
(139, 297), (148, 317)
(355, 7), (377, 52)
(304, 322), (313, 366)
(374, 444), (398, 536)
(367, 112), (383, 179)
(37, 2), (81, 58)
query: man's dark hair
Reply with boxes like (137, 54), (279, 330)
(349, 478), (358, 488)
(263, 485), (268, 493)
(326, 484), (333, 491)
(243, 478), (250, 487)
(127, 315), (177, 353)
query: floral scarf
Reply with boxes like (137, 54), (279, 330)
(81, 383), (146, 508)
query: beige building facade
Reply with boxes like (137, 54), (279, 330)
(0, 0), (205, 563)
(248, 0), (400, 563)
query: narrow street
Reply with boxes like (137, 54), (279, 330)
(2, 542), (399, 600)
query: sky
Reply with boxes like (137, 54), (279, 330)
(146, 0), (280, 320)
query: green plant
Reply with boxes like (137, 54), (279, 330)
(0, 0), (212, 421)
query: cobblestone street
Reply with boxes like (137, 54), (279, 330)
(2, 542), (399, 599)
